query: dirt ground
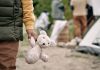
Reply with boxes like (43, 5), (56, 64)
(16, 43), (100, 70)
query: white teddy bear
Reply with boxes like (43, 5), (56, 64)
(25, 30), (56, 64)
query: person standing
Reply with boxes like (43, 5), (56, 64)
(66, 0), (88, 46)
(51, 0), (65, 20)
(50, 0), (65, 42)
(0, 0), (37, 70)
(35, 11), (50, 32)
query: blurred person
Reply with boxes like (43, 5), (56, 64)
(50, 20), (68, 43)
(50, 0), (66, 42)
(51, 0), (65, 20)
(0, 0), (37, 70)
(35, 11), (50, 32)
(66, 0), (88, 46)
(77, 0), (100, 54)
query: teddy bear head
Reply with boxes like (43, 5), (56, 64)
(29, 30), (56, 48)
(36, 30), (56, 48)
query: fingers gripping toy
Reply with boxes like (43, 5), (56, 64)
(25, 30), (56, 64)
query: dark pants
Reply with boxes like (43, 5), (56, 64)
(0, 41), (19, 70)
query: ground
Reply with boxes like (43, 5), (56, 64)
(16, 43), (100, 70)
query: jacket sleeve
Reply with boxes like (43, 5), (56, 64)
(21, 0), (36, 29)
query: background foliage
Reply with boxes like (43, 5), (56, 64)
(33, 0), (72, 20)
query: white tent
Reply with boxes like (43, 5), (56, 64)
(91, 0), (100, 16)
(77, 18), (100, 55)
(79, 18), (100, 47)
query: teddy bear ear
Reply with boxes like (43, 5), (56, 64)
(40, 30), (47, 35)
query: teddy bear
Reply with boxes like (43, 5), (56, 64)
(25, 30), (56, 64)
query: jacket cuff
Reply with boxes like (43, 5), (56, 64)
(24, 21), (35, 30)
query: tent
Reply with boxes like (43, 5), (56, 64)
(76, 18), (100, 56)
(76, 0), (100, 56)
(91, 0), (100, 16)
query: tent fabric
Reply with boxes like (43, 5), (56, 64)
(88, 0), (100, 16)
(76, 46), (100, 56)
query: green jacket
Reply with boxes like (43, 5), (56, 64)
(0, 0), (23, 41)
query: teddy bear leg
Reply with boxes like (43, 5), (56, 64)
(40, 53), (49, 62)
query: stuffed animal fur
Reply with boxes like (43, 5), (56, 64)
(25, 30), (56, 64)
